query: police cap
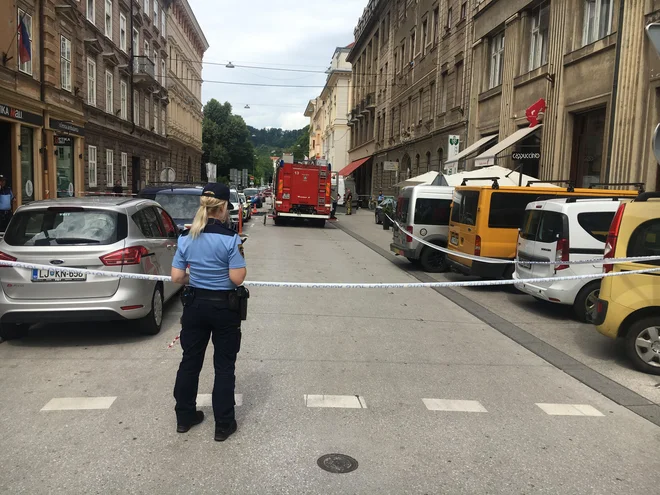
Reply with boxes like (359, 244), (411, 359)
(202, 182), (234, 210)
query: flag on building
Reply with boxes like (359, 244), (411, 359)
(18, 16), (31, 64)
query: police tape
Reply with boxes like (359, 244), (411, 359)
(1, 259), (660, 289)
(386, 215), (660, 266)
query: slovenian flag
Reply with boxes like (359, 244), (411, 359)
(18, 16), (31, 64)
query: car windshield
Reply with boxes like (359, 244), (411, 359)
(155, 193), (201, 219)
(4, 208), (124, 246)
(243, 188), (258, 196)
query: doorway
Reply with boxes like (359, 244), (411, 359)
(55, 135), (74, 198)
(570, 108), (607, 187)
(0, 122), (12, 182)
(132, 156), (141, 193)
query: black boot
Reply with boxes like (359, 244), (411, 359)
(176, 410), (205, 433)
(214, 420), (237, 442)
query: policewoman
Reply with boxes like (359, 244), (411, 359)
(170, 183), (248, 442)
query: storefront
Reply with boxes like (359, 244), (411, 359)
(48, 118), (84, 199)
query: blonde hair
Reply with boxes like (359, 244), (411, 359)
(189, 196), (228, 239)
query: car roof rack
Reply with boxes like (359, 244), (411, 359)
(525, 179), (575, 192)
(587, 182), (645, 192)
(460, 177), (501, 189)
(565, 196), (626, 203)
(635, 192), (660, 202)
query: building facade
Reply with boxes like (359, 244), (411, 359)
(466, 0), (660, 190)
(347, 0), (474, 197)
(166, 0), (207, 183)
(304, 45), (352, 172)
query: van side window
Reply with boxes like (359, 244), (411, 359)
(414, 199), (451, 225)
(451, 190), (479, 226)
(577, 212), (614, 243)
(397, 198), (410, 223)
(537, 212), (566, 243)
(627, 220), (660, 266)
(489, 193), (540, 229)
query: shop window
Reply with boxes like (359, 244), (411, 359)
(489, 31), (505, 89)
(55, 135), (74, 197)
(571, 108), (606, 187)
(529, 3), (549, 71)
(106, 149), (114, 186)
(20, 127), (34, 202)
(17, 10), (33, 75)
(105, 0), (113, 39)
(583, 0), (613, 46)
(121, 152), (128, 187)
(87, 58), (96, 106)
(88, 145), (97, 188)
(60, 36), (72, 92)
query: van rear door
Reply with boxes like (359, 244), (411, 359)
(393, 195), (411, 248)
(449, 189), (480, 266)
(530, 210), (568, 282)
(516, 206), (542, 279)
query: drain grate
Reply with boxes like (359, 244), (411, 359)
(317, 453), (358, 473)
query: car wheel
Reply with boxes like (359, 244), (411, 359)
(137, 284), (164, 335)
(624, 317), (660, 375)
(0, 323), (29, 341)
(406, 257), (421, 265)
(419, 246), (447, 273)
(573, 281), (600, 322)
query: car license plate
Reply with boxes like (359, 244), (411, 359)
(31, 268), (87, 282)
(450, 233), (459, 246)
(518, 260), (531, 269)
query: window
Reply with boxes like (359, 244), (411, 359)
(414, 199), (452, 226)
(144, 40), (149, 57)
(133, 89), (139, 125)
(87, 0), (95, 24)
(489, 32), (505, 89)
(132, 28), (139, 56)
(60, 36), (72, 91)
(106, 149), (114, 186)
(410, 31), (416, 61)
(87, 57), (96, 106)
(121, 152), (128, 187)
(440, 73), (447, 113)
(429, 81), (436, 117)
(154, 50), (158, 79)
(433, 7), (439, 43)
(537, 212), (567, 243)
(119, 14), (127, 52)
(627, 219), (660, 265)
(133, 207), (166, 238)
(105, 0), (112, 39)
(17, 10), (33, 75)
(120, 80), (127, 119)
(461, 2), (467, 20)
(451, 190), (480, 226)
(145, 97), (150, 129)
(161, 6), (166, 35)
(577, 212), (615, 243)
(583, 0), (613, 45)
(145, 158), (150, 185)
(105, 70), (113, 113)
(158, 208), (177, 238)
(161, 59), (166, 86)
(488, 193), (541, 229)
(154, 104), (158, 134)
(422, 18), (429, 55)
(520, 210), (542, 241)
(144, 0), (149, 18)
(447, 7), (453, 30)
(154, 1), (159, 28)
(161, 104), (166, 135)
(455, 62), (464, 106)
(529, 4), (549, 70)
(88, 145), (97, 187)
(418, 89), (423, 123)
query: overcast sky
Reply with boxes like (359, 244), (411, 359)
(192, 0), (365, 131)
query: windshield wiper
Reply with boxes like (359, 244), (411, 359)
(54, 238), (102, 244)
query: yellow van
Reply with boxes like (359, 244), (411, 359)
(447, 181), (639, 279)
(591, 193), (660, 374)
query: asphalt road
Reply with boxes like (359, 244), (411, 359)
(0, 212), (659, 494)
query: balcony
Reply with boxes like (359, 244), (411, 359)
(133, 56), (157, 88)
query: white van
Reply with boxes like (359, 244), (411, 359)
(513, 198), (622, 321)
(331, 173), (356, 206)
(390, 185), (454, 272)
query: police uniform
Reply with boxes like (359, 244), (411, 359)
(172, 184), (246, 441)
(0, 175), (14, 232)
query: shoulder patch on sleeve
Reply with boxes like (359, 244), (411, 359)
(238, 243), (245, 258)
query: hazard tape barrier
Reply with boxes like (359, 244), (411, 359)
(1, 259), (660, 289)
(386, 215), (660, 266)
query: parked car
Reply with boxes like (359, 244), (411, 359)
(243, 188), (262, 207)
(513, 198), (621, 322)
(375, 197), (396, 224)
(238, 193), (251, 221)
(591, 193), (660, 374)
(0, 197), (181, 339)
(390, 185), (454, 272)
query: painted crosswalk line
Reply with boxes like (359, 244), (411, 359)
(422, 399), (488, 412)
(304, 394), (367, 409)
(536, 403), (604, 416)
(41, 397), (117, 411)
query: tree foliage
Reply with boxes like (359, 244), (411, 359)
(248, 125), (310, 185)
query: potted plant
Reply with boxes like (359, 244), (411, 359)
(382, 203), (394, 230)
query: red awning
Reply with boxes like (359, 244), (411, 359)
(338, 157), (371, 177)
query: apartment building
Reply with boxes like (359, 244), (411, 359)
(304, 45), (352, 172)
(166, 0), (207, 182)
(347, 0), (474, 196)
(465, 0), (660, 189)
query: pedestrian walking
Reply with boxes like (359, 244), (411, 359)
(170, 182), (248, 442)
(0, 175), (15, 232)
(346, 189), (353, 215)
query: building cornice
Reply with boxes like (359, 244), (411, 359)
(174, 0), (210, 51)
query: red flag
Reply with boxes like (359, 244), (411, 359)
(18, 16), (31, 64)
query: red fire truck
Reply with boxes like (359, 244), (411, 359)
(273, 160), (332, 227)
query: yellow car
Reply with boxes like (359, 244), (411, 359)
(591, 192), (660, 374)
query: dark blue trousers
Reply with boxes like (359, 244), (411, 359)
(173, 299), (241, 425)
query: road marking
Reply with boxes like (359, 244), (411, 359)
(196, 394), (243, 407)
(41, 397), (117, 411)
(304, 394), (367, 409)
(422, 399), (488, 413)
(536, 403), (604, 416)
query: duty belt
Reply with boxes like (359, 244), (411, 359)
(194, 288), (234, 301)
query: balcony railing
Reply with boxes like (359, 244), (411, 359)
(133, 56), (155, 78)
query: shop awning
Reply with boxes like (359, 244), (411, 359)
(474, 125), (543, 168)
(338, 156), (371, 177)
(444, 134), (498, 165)
(395, 171), (439, 188)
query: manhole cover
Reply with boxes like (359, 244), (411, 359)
(317, 453), (358, 473)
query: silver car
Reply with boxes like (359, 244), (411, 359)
(0, 197), (180, 340)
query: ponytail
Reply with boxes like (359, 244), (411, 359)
(189, 196), (228, 239)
